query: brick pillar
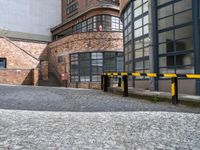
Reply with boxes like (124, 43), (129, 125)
(33, 68), (39, 86)
(41, 61), (48, 81)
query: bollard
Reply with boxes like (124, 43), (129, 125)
(118, 77), (122, 87)
(103, 75), (108, 92)
(76, 82), (78, 88)
(171, 77), (178, 104)
(65, 80), (68, 87)
(101, 75), (104, 90)
(122, 75), (128, 97)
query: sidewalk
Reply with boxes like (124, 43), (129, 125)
(109, 86), (200, 106)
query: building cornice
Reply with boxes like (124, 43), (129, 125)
(51, 5), (120, 32)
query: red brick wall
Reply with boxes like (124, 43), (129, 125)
(41, 61), (49, 81)
(33, 68), (39, 86)
(0, 69), (34, 85)
(0, 38), (48, 69)
(0, 38), (48, 85)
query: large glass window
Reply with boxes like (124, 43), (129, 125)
(54, 15), (123, 40)
(133, 0), (150, 79)
(157, 0), (194, 74)
(70, 52), (123, 82)
(123, 0), (150, 78)
(70, 54), (79, 82)
(79, 53), (91, 82)
(124, 4), (133, 73)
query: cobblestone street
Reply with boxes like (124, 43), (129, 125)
(0, 85), (200, 149)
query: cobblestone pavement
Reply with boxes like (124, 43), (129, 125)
(0, 85), (200, 149)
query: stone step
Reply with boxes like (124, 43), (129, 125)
(38, 72), (61, 87)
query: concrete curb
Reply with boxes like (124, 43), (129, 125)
(109, 87), (200, 107)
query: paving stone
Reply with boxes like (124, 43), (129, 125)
(0, 85), (199, 149)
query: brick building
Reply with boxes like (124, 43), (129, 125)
(48, 0), (124, 88)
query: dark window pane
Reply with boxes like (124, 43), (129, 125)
(175, 26), (193, 40)
(176, 53), (193, 66)
(175, 38), (193, 51)
(0, 58), (6, 68)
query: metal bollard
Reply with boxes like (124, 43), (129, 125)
(122, 75), (128, 97)
(65, 80), (68, 87)
(103, 75), (108, 92)
(118, 77), (122, 87)
(171, 77), (178, 104)
(101, 75), (104, 90)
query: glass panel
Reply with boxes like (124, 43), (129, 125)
(159, 41), (175, 54)
(175, 25), (193, 40)
(135, 49), (143, 58)
(134, 6), (142, 18)
(158, 4), (173, 19)
(176, 53), (193, 66)
(135, 27), (143, 38)
(134, 0), (142, 8)
(144, 47), (149, 57)
(174, 10), (192, 25)
(158, 16), (173, 30)
(143, 25), (149, 35)
(0, 59), (6, 68)
(135, 39), (143, 49)
(134, 18), (142, 29)
(135, 61), (143, 70)
(144, 59), (150, 69)
(143, 15), (149, 25)
(175, 38), (193, 51)
(143, 2), (148, 13)
(159, 30), (173, 43)
(159, 56), (175, 67)
(174, 0), (192, 13)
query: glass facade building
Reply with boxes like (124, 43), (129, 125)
(121, 0), (200, 95)
(70, 52), (123, 82)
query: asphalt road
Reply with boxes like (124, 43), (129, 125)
(0, 85), (199, 149)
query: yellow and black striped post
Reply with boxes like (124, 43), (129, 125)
(122, 74), (128, 97)
(171, 77), (178, 105)
(118, 77), (122, 87)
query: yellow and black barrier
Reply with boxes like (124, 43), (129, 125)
(171, 77), (178, 105)
(101, 72), (200, 105)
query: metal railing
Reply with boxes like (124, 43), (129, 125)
(101, 72), (200, 105)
